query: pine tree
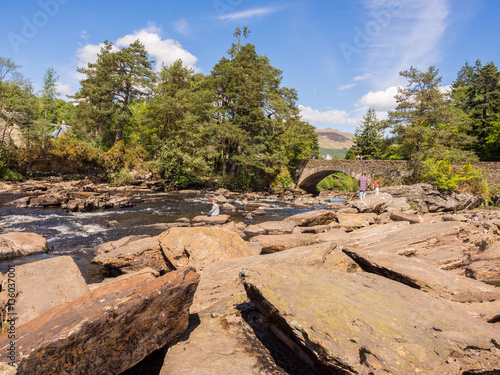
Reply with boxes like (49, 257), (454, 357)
(349, 108), (383, 159)
(387, 66), (476, 162)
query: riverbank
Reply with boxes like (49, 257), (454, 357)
(0, 179), (499, 373)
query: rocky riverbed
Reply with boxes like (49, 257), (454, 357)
(0, 179), (499, 374)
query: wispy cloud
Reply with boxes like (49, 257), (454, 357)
(218, 6), (278, 20)
(299, 105), (358, 126)
(353, 73), (372, 81)
(362, 0), (450, 88)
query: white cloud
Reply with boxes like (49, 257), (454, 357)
(356, 86), (399, 111)
(116, 29), (198, 71)
(218, 7), (278, 20)
(339, 83), (356, 90)
(75, 27), (198, 72)
(76, 42), (118, 68)
(55, 82), (73, 96)
(353, 73), (372, 81)
(299, 105), (358, 126)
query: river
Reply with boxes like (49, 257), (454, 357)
(0, 192), (342, 283)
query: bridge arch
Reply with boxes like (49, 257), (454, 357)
(295, 160), (415, 194)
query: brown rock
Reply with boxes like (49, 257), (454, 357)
(11, 256), (90, 326)
(342, 246), (500, 303)
(390, 212), (424, 224)
(283, 209), (335, 226)
(191, 214), (230, 224)
(240, 264), (500, 374)
(249, 233), (318, 254)
(0, 232), (47, 260)
(0, 268), (199, 375)
(161, 242), (351, 375)
(92, 235), (171, 275)
(92, 234), (151, 256)
(159, 227), (253, 271)
(336, 213), (371, 229)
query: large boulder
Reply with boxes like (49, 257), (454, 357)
(9, 256), (90, 326)
(382, 183), (482, 212)
(342, 246), (500, 303)
(191, 214), (230, 225)
(0, 232), (47, 260)
(0, 267), (199, 375)
(92, 234), (152, 256)
(351, 193), (411, 214)
(161, 242), (354, 375)
(240, 264), (500, 374)
(159, 227), (253, 271)
(336, 213), (371, 229)
(466, 241), (500, 285)
(244, 220), (297, 236)
(249, 233), (318, 254)
(92, 235), (171, 275)
(282, 209), (335, 226)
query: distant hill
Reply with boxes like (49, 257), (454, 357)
(315, 127), (354, 150)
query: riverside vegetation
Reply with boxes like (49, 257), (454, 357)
(1, 29), (500, 197)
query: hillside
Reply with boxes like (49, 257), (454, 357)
(315, 127), (354, 150)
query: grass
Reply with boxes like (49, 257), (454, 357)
(319, 147), (348, 159)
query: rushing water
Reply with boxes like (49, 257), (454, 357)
(0, 192), (344, 283)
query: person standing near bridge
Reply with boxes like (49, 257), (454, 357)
(358, 173), (369, 200)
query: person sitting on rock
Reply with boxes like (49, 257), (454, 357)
(206, 199), (220, 217)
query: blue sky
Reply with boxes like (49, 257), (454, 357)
(1, 0), (499, 132)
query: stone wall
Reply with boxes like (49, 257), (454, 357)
(296, 159), (500, 193)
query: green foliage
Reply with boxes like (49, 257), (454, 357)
(109, 168), (135, 186)
(348, 108), (384, 159)
(0, 167), (22, 181)
(452, 60), (500, 160)
(270, 168), (295, 193)
(320, 147), (347, 159)
(317, 173), (358, 192)
(386, 66), (477, 162)
(422, 159), (489, 196)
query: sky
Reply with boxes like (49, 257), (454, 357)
(1, 0), (499, 133)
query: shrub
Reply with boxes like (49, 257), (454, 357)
(422, 159), (489, 197)
(317, 172), (358, 192)
(270, 168), (295, 193)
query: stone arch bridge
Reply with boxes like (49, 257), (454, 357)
(295, 159), (500, 193)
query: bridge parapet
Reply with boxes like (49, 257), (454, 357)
(296, 159), (500, 193)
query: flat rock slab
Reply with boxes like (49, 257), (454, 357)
(162, 243), (349, 375)
(249, 233), (318, 254)
(0, 267), (199, 375)
(0, 232), (47, 260)
(159, 227), (253, 271)
(92, 235), (171, 274)
(13, 256), (90, 326)
(282, 210), (335, 226)
(342, 246), (500, 303)
(191, 215), (230, 224)
(241, 264), (500, 374)
(92, 234), (151, 255)
(336, 213), (371, 229)
(245, 220), (297, 236)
